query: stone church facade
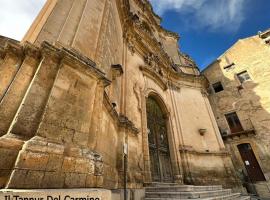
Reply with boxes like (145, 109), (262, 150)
(203, 29), (270, 198)
(0, 0), (242, 195)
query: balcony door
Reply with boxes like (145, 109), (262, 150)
(225, 112), (243, 133)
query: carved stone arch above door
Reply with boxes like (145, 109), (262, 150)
(145, 90), (170, 118)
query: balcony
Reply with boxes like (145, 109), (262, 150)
(220, 119), (256, 140)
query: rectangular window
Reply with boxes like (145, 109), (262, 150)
(264, 37), (270, 45)
(212, 82), (224, 93)
(237, 71), (251, 83)
(225, 112), (243, 133)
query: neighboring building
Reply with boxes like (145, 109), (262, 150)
(0, 0), (248, 199)
(203, 29), (270, 198)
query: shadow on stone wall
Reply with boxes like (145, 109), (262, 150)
(205, 62), (270, 192)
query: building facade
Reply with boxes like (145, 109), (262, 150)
(0, 0), (242, 197)
(203, 29), (270, 198)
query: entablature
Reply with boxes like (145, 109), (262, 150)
(103, 92), (140, 135)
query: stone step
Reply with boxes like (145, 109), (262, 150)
(144, 182), (180, 187)
(238, 196), (251, 200)
(145, 185), (223, 192)
(145, 192), (249, 200)
(145, 189), (232, 199)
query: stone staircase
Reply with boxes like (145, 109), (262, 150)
(145, 182), (250, 200)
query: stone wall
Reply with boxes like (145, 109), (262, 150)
(0, 0), (244, 191)
(203, 33), (270, 197)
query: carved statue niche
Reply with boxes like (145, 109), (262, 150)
(133, 79), (144, 112)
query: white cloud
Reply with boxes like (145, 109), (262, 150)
(0, 0), (46, 41)
(150, 0), (246, 32)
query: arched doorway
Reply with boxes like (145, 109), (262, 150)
(237, 143), (266, 182)
(146, 96), (173, 182)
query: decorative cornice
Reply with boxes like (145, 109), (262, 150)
(23, 42), (41, 59)
(40, 41), (111, 87)
(179, 145), (230, 156)
(0, 37), (111, 87)
(178, 52), (198, 69)
(139, 65), (167, 90)
(4, 40), (23, 57)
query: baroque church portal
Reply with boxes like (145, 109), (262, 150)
(0, 0), (247, 199)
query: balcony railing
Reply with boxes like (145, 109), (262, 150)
(220, 118), (256, 140)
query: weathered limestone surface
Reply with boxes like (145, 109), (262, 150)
(0, 0), (243, 193)
(0, 189), (112, 200)
(0, 41), (108, 189)
(203, 30), (270, 197)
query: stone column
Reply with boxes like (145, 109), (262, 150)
(0, 44), (22, 105)
(0, 44), (41, 137)
(169, 86), (192, 184)
(140, 92), (152, 183)
(88, 81), (106, 150)
(167, 86), (184, 183)
(0, 43), (61, 188)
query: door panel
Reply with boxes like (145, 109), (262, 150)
(146, 97), (173, 182)
(159, 151), (173, 182)
(238, 143), (266, 182)
(149, 148), (160, 182)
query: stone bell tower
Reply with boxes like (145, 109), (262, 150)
(22, 0), (123, 70)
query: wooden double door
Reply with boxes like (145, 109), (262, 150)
(146, 97), (173, 182)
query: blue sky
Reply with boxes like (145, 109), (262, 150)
(150, 0), (270, 70)
(0, 0), (269, 70)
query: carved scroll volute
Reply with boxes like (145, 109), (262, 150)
(124, 31), (136, 55)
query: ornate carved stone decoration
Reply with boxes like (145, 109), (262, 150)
(111, 64), (123, 80)
(201, 88), (209, 97)
(103, 92), (139, 135)
(143, 53), (164, 77)
(140, 53), (168, 90)
(133, 80), (144, 112)
(168, 81), (181, 92)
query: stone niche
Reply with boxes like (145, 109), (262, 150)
(0, 39), (110, 189)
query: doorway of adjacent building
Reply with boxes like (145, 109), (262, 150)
(146, 96), (173, 182)
(225, 112), (244, 133)
(237, 143), (266, 182)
